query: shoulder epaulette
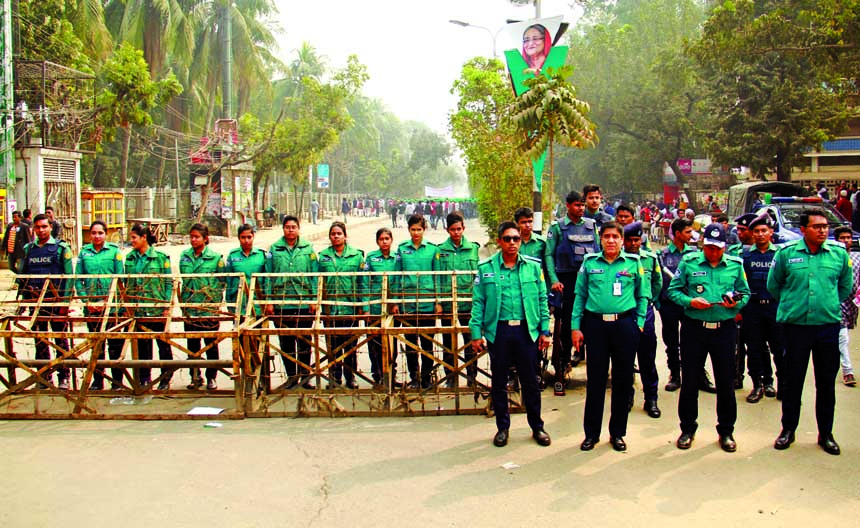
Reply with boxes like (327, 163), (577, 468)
(478, 256), (494, 267)
(724, 254), (744, 264)
(522, 254), (541, 265)
(582, 252), (600, 261)
(776, 240), (800, 251)
(582, 217), (596, 229)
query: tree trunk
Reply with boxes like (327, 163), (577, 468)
(120, 126), (131, 188)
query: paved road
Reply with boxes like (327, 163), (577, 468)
(2, 216), (859, 527)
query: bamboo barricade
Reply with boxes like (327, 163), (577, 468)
(0, 271), (526, 419)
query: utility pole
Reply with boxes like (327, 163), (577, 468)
(221, 4), (233, 119)
(1, 0), (15, 217)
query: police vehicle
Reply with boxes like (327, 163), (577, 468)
(753, 196), (860, 250)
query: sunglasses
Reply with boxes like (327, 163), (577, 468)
(501, 235), (521, 243)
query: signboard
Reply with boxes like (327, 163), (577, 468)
(425, 185), (455, 198)
(317, 164), (330, 189)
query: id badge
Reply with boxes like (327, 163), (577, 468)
(613, 281), (622, 296)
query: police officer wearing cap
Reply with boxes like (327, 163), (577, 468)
(623, 221), (663, 418)
(470, 221), (551, 448)
(768, 208), (852, 455)
(740, 210), (784, 403)
(668, 223), (750, 453)
(728, 213), (757, 389)
(545, 191), (599, 395)
(572, 221), (648, 452)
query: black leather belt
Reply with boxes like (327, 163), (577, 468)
(685, 317), (733, 329)
(584, 310), (633, 322)
(752, 298), (774, 304)
(499, 320), (522, 326)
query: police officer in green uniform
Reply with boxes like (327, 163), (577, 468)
(623, 222), (663, 418)
(266, 215), (318, 390)
(728, 213), (757, 389)
(225, 224), (271, 317)
(75, 220), (125, 390)
(179, 223), (226, 390)
(124, 223), (174, 390)
(318, 221), (366, 389)
(19, 214), (74, 389)
(668, 223), (750, 453)
(437, 212), (481, 387)
(515, 207), (549, 388)
(396, 214), (442, 389)
(616, 204), (652, 251)
(768, 208), (853, 455)
(364, 227), (401, 385)
(572, 221), (648, 452)
(470, 221), (551, 448)
(545, 191), (599, 395)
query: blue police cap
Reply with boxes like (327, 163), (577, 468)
(748, 210), (773, 229)
(623, 221), (643, 238)
(734, 213), (757, 227)
(703, 223), (727, 248)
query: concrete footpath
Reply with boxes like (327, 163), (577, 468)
(1, 216), (859, 527)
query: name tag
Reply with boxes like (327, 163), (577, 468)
(483, 272), (495, 278)
(788, 257), (804, 264)
(371, 257), (382, 262)
(588, 268), (605, 274)
(569, 235), (595, 243)
(691, 271), (707, 277)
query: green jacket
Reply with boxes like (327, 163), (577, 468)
(638, 248), (663, 308)
(266, 237), (318, 310)
(179, 246), (226, 318)
(124, 247), (173, 317)
(395, 239), (439, 314)
(317, 244), (366, 315)
(571, 251), (649, 330)
(75, 242), (124, 314)
(767, 239), (853, 325)
(436, 236), (480, 313)
(520, 233), (547, 263)
(362, 249), (399, 316)
(225, 247), (270, 315)
(667, 252), (750, 322)
(469, 252), (550, 344)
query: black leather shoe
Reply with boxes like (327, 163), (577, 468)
(746, 386), (764, 403)
(571, 353), (584, 366)
(580, 437), (598, 451)
(676, 432), (694, 450)
(818, 434), (841, 456)
(665, 374), (681, 392)
(301, 382), (316, 390)
(610, 436), (627, 452)
(719, 434), (737, 453)
(774, 429), (795, 450)
(700, 370), (717, 394)
(493, 429), (509, 447)
(345, 380), (359, 390)
(763, 384), (777, 398)
(532, 428), (551, 447)
(644, 400), (661, 418)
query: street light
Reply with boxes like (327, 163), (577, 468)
(449, 19), (505, 58)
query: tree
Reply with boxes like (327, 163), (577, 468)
(564, 0), (708, 193)
(508, 65), (598, 212)
(690, 0), (857, 181)
(450, 57), (533, 238)
(16, 0), (92, 71)
(96, 43), (183, 187)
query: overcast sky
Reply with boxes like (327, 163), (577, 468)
(275, 0), (581, 135)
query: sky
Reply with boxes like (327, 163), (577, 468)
(274, 0), (581, 135)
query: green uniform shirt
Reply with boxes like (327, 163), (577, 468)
(634, 248), (663, 307)
(124, 247), (173, 317)
(667, 252), (750, 322)
(179, 246), (226, 318)
(436, 236), (480, 313)
(225, 247), (271, 315)
(571, 251), (648, 330)
(363, 249), (400, 316)
(767, 239), (853, 325)
(266, 237), (318, 310)
(317, 244), (366, 315)
(75, 242), (125, 315)
(498, 259), (527, 321)
(544, 216), (599, 285)
(470, 252), (550, 344)
(395, 239), (439, 314)
(519, 233), (547, 263)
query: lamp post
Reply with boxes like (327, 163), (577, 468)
(448, 20), (505, 58)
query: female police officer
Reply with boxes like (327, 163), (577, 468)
(571, 221), (648, 452)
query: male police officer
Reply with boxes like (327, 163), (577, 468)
(19, 214), (73, 389)
(545, 191), (599, 395)
(768, 208), (852, 455)
(583, 184), (614, 229)
(669, 223), (749, 452)
(624, 222), (663, 418)
(471, 221), (551, 448)
(740, 211), (784, 403)
(729, 213), (757, 389)
(515, 206), (548, 388)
